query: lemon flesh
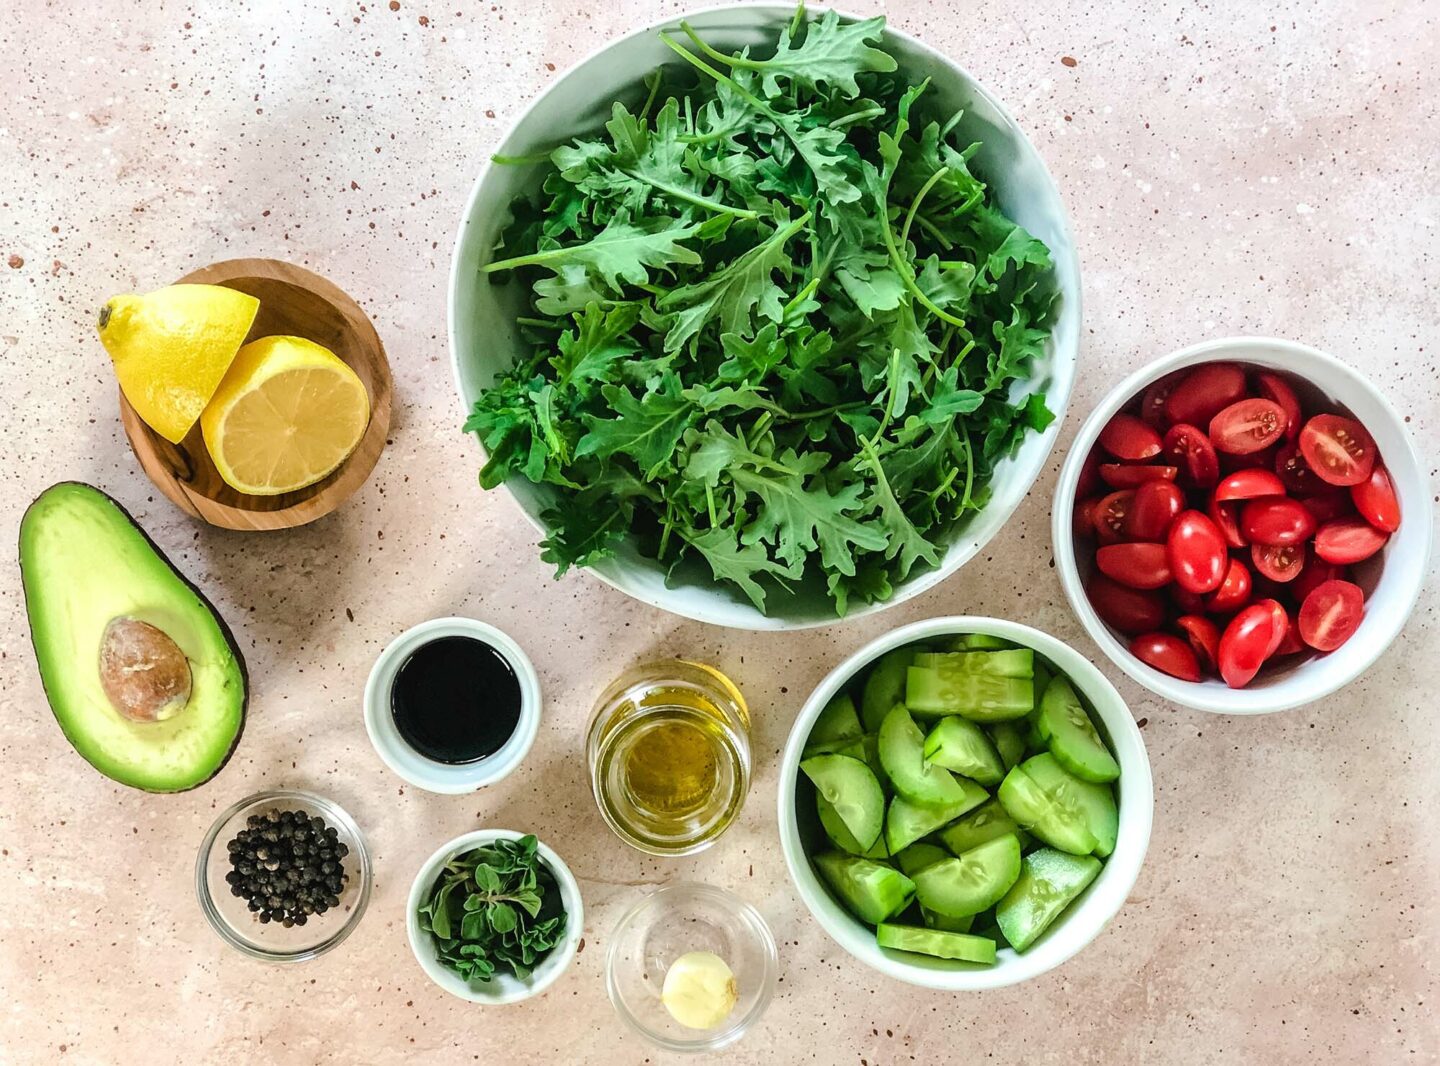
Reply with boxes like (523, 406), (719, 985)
(201, 335), (370, 496)
(98, 284), (259, 444)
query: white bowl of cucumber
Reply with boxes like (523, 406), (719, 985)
(778, 617), (1152, 990)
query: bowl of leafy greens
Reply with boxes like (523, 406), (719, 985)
(451, 4), (1081, 628)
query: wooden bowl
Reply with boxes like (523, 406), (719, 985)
(117, 258), (392, 531)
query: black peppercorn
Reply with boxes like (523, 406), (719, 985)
(224, 807), (348, 928)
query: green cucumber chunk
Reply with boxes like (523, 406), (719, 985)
(905, 668), (1033, 721)
(814, 852), (915, 925)
(1037, 675), (1120, 783)
(810, 691), (863, 747)
(877, 704), (969, 807)
(884, 780), (988, 853)
(817, 793), (888, 859)
(800, 753), (884, 851)
(995, 847), (1102, 951)
(938, 798), (1024, 856)
(923, 717), (1004, 785)
(912, 834), (1023, 917)
(1021, 752), (1119, 858)
(861, 647), (918, 732)
(876, 923), (997, 965)
(802, 735), (866, 760)
(987, 720), (1028, 770)
(997, 759), (1099, 855)
(922, 908), (975, 933)
(894, 842), (949, 877)
(912, 649), (1034, 677)
(941, 633), (1016, 651)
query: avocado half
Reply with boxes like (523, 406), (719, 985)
(19, 482), (247, 792)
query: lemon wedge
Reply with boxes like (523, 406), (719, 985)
(200, 335), (370, 495)
(98, 284), (260, 443)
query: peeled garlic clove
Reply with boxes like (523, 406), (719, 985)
(661, 951), (739, 1030)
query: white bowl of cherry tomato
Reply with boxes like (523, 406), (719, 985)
(1052, 336), (1431, 714)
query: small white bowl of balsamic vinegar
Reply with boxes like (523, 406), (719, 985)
(586, 660), (751, 856)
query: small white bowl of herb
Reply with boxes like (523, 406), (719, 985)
(406, 830), (583, 1004)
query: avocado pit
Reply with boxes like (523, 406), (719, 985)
(99, 616), (192, 723)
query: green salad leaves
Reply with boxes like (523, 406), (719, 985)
(466, 8), (1058, 615)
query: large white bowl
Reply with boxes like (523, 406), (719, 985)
(777, 616), (1153, 990)
(1052, 337), (1433, 714)
(449, 4), (1082, 630)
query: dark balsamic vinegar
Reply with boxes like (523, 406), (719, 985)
(390, 636), (521, 764)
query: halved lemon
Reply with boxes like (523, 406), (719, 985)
(201, 335), (370, 495)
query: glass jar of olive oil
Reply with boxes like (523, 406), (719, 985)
(586, 660), (751, 857)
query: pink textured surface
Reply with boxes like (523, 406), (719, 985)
(0, 1), (1436, 1062)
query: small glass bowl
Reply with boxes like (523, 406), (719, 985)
(605, 883), (777, 1053)
(195, 789), (372, 962)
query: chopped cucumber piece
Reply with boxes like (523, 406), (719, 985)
(923, 717), (1004, 785)
(997, 760), (1099, 855)
(861, 647), (917, 732)
(877, 704), (969, 808)
(911, 649), (1034, 677)
(884, 780), (987, 853)
(876, 923), (997, 965)
(1021, 753), (1118, 858)
(813, 852), (915, 925)
(922, 908), (975, 933)
(912, 834), (1023, 918)
(1037, 675), (1120, 783)
(938, 798), (1024, 856)
(800, 754), (884, 851)
(905, 668), (1033, 721)
(987, 720), (1028, 770)
(810, 691), (863, 747)
(894, 842), (949, 877)
(817, 793), (888, 859)
(802, 735), (867, 760)
(995, 847), (1102, 951)
(942, 633), (1016, 651)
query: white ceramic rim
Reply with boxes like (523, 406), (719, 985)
(362, 617), (541, 793)
(446, 2), (1083, 630)
(1051, 336), (1434, 714)
(776, 616), (1153, 990)
(405, 829), (584, 1004)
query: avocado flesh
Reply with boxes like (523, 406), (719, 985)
(19, 483), (246, 792)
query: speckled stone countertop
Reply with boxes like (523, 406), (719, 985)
(0, 1), (1436, 1063)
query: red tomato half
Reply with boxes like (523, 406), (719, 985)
(1275, 442), (1321, 495)
(1094, 489), (1136, 545)
(1273, 622), (1307, 656)
(1166, 510), (1227, 594)
(1214, 469), (1286, 502)
(1077, 449), (1102, 500)
(1129, 632), (1202, 682)
(1297, 579), (1365, 652)
(1220, 443), (1280, 476)
(1218, 602), (1278, 688)
(1175, 614), (1221, 672)
(1165, 362), (1247, 427)
(1203, 557), (1252, 613)
(1313, 517), (1389, 565)
(1099, 463), (1178, 488)
(1074, 496), (1102, 538)
(1163, 423), (1220, 489)
(1350, 463), (1401, 533)
(1086, 574), (1166, 634)
(1096, 542), (1173, 590)
(1251, 542), (1304, 583)
(1209, 398), (1288, 455)
(1299, 490), (1355, 526)
(1171, 584), (1205, 614)
(1298, 414), (1377, 487)
(1208, 497), (1247, 549)
(1261, 599), (1290, 658)
(1139, 375), (1180, 429)
(1291, 556), (1343, 603)
(1254, 371), (1302, 442)
(1099, 413), (1163, 461)
(1239, 498), (1316, 546)
(1130, 480), (1185, 541)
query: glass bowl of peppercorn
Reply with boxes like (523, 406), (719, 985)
(195, 789), (372, 962)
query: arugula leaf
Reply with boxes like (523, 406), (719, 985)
(576, 377), (693, 476)
(487, 216), (703, 297)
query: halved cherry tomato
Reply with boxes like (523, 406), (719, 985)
(1099, 413), (1163, 461)
(1350, 463), (1401, 533)
(1254, 371), (1302, 442)
(1214, 468), (1286, 502)
(1166, 509), (1227, 594)
(1074, 495), (1102, 538)
(1313, 517), (1389, 564)
(1239, 498), (1316, 546)
(1175, 614), (1221, 672)
(1260, 599), (1290, 658)
(1093, 489), (1136, 545)
(1165, 362), (1247, 427)
(1171, 584), (1205, 614)
(1086, 573), (1166, 634)
(1076, 448), (1102, 500)
(1298, 414), (1376, 487)
(1209, 398), (1288, 455)
(1298, 490), (1354, 526)
(1099, 463), (1178, 488)
(1275, 441), (1321, 494)
(1251, 542), (1304, 583)
(1208, 497), (1247, 549)
(1129, 480), (1185, 541)
(1163, 423), (1220, 489)
(1203, 557), (1252, 612)
(1096, 542), (1173, 590)
(1218, 602), (1278, 688)
(1297, 579), (1365, 651)
(1139, 375), (1180, 428)
(1129, 632), (1202, 682)
(1273, 622), (1307, 656)
(1291, 556), (1343, 603)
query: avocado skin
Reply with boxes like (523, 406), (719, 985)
(19, 482), (248, 793)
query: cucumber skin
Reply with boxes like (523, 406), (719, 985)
(1038, 675), (1120, 784)
(861, 647), (918, 733)
(876, 922), (997, 964)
